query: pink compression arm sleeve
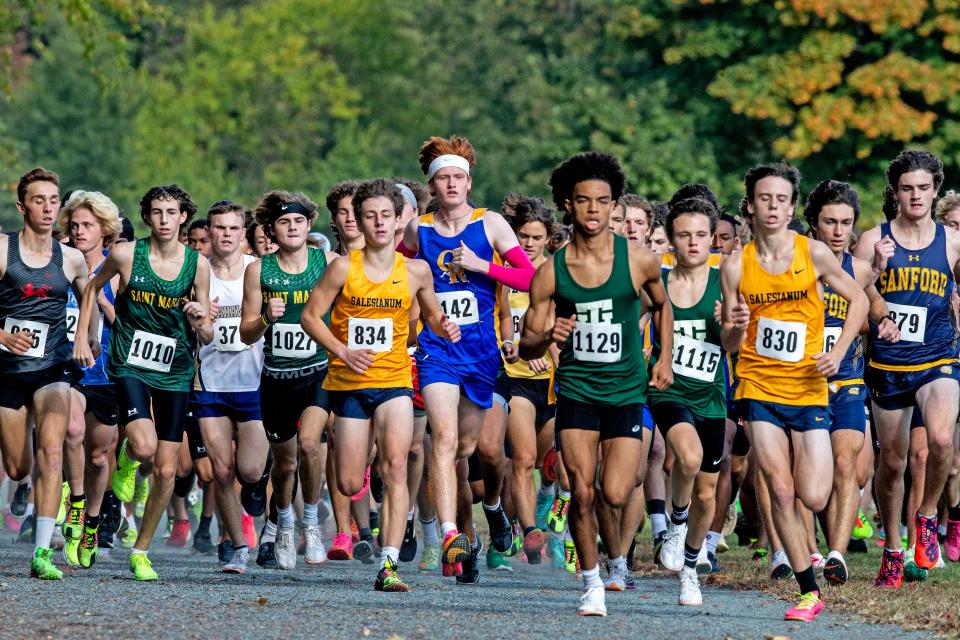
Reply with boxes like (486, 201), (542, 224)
(487, 245), (536, 292)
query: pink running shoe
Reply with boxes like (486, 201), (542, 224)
(328, 533), (353, 560)
(784, 591), (824, 622)
(945, 519), (960, 562)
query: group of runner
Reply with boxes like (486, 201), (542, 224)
(1, 140), (960, 624)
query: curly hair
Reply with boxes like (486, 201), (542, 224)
(666, 197), (718, 239)
(744, 163), (801, 205)
(254, 191), (317, 241)
(935, 190), (960, 224)
(501, 193), (557, 237)
(418, 136), (477, 176)
(325, 181), (361, 216)
(57, 190), (122, 247)
(139, 184), (198, 227)
(886, 149), (944, 192)
(352, 178), (405, 218)
(802, 180), (861, 230)
(549, 152), (627, 220)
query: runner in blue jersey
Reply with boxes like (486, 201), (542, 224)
(399, 135), (536, 577)
(855, 150), (960, 587)
(59, 191), (123, 569)
(803, 180), (899, 585)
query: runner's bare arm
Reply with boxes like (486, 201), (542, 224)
(63, 245), (97, 344)
(410, 259), (460, 344)
(852, 256), (898, 341)
(719, 250), (748, 353)
(811, 240), (869, 376)
(497, 284), (518, 362)
(188, 258), (213, 343)
(399, 216), (419, 258)
(519, 260), (566, 361)
(633, 246), (672, 390)
(301, 256), (353, 357)
(408, 294), (421, 348)
(852, 226), (889, 280)
(75, 243), (131, 367)
(239, 260), (268, 345)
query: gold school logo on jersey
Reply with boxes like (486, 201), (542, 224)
(878, 266), (948, 297)
(908, 255), (920, 262)
(437, 250), (468, 284)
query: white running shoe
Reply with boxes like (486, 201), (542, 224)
(769, 548), (793, 580)
(696, 545), (712, 575)
(275, 526), (297, 570)
(578, 586), (607, 616)
(679, 566), (703, 606)
(604, 562), (628, 592)
(304, 524), (326, 564)
(810, 551), (826, 569)
(660, 521), (687, 572)
(222, 546), (249, 574)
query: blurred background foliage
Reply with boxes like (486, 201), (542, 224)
(0, 0), (957, 233)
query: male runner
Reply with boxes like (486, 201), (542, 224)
(0, 168), (94, 579)
(194, 200), (269, 574)
(74, 184), (212, 581)
(186, 220), (212, 257)
(59, 190), (123, 569)
(619, 194), (651, 243)
(399, 135), (536, 575)
(803, 179), (899, 584)
(721, 163), (867, 620)
(302, 178), (459, 591)
(521, 152), (673, 617)
(854, 150), (960, 586)
(240, 191), (337, 570)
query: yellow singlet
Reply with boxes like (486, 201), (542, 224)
(324, 251), (412, 391)
(735, 233), (827, 406)
(503, 287), (550, 381)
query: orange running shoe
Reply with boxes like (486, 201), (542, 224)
(328, 533), (353, 560)
(166, 519), (190, 547)
(874, 548), (903, 588)
(441, 530), (470, 576)
(915, 513), (940, 570)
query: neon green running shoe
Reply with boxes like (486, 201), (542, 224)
(486, 546), (513, 571)
(546, 495), (570, 534)
(134, 477), (149, 518)
(904, 549), (928, 582)
(120, 524), (138, 549)
(505, 524), (521, 558)
(78, 525), (98, 569)
(111, 439), (141, 503)
(129, 553), (158, 581)
(852, 510), (874, 540)
(62, 499), (84, 567)
(418, 543), (439, 572)
(31, 547), (63, 580)
(563, 539), (577, 573)
(374, 558), (409, 592)
(56, 482), (70, 524)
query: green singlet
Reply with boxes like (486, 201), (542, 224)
(260, 247), (328, 371)
(552, 233), (646, 406)
(108, 239), (198, 391)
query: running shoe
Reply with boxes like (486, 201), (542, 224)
(133, 477), (148, 519)
(903, 549), (928, 582)
(653, 532), (665, 566)
(441, 531), (471, 575)
(51, 524), (65, 551)
(166, 519), (190, 547)
(874, 548), (903, 588)
(218, 539), (234, 564)
(604, 562), (628, 592)
(193, 528), (214, 555)
(546, 495), (570, 534)
(708, 551), (720, 574)
(483, 504), (514, 553)
(97, 522), (114, 554)
(31, 547), (62, 580)
(535, 489), (553, 531)
(696, 545), (712, 575)
(18, 514), (35, 544)
(456, 539), (481, 585)
(810, 551), (826, 569)
(659, 521), (686, 572)
(578, 586), (606, 616)
(62, 499), (84, 567)
(915, 512), (940, 570)
(399, 518), (417, 563)
(11, 482), (30, 517)
(56, 482), (69, 525)
(716, 534), (729, 554)
(769, 549), (793, 580)
(129, 553), (158, 581)
(353, 538), (374, 565)
(78, 525), (98, 569)
(852, 510), (873, 540)
(242, 513), (257, 548)
(374, 558), (410, 592)
(275, 526), (296, 569)
(223, 546), (249, 574)
(3, 509), (20, 533)
(111, 440), (140, 503)
(523, 528), (545, 565)
(550, 536), (566, 569)
(947, 519), (960, 562)
(876, 527), (886, 548)
(823, 554), (847, 585)
(240, 466), (270, 518)
(506, 522), (522, 558)
(418, 543), (439, 572)
(721, 503), (737, 536)
(119, 523), (138, 549)
(848, 538), (868, 553)
(304, 524), (326, 564)
(679, 566), (702, 606)
(784, 591), (824, 622)
(563, 539), (577, 573)
(623, 573), (637, 590)
(328, 533), (353, 560)
(486, 546), (513, 571)
(256, 540), (275, 568)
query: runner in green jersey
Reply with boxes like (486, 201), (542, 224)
(74, 184), (212, 581)
(240, 190), (338, 570)
(647, 197), (734, 607)
(520, 152), (673, 617)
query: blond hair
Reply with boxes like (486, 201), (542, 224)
(936, 190), (960, 224)
(58, 190), (122, 247)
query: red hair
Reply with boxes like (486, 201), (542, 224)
(418, 136), (477, 176)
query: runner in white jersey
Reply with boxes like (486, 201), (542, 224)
(193, 201), (268, 574)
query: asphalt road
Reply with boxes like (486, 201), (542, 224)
(0, 534), (933, 640)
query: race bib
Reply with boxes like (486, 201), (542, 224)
(822, 326), (842, 353)
(1, 318), (48, 358)
(886, 302), (926, 343)
(572, 322), (622, 363)
(126, 330), (176, 372)
(437, 291), (479, 326)
(213, 317), (246, 352)
(755, 316), (805, 363)
(510, 307), (525, 337)
(348, 318), (393, 353)
(66, 308), (104, 344)
(671, 334), (722, 382)
(270, 323), (317, 359)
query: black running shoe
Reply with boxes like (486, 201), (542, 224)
(11, 482), (29, 517)
(823, 556), (848, 585)
(399, 518), (417, 563)
(256, 540), (276, 567)
(483, 505), (514, 553)
(848, 538), (868, 553)
(241, 461), (271, 518)
(218, 539), (234, 564)
(194, 529), (214, 555)
(107, 490), (123, 535)
(18, 514), (35, 544)
(456, 539), (482, 585)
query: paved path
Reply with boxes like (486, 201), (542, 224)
(0, 538), (934, 639)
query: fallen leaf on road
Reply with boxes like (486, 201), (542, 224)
(257, 597), (268, 605)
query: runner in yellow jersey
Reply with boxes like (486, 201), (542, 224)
(720, 163), (867, 623)
(301, 178), (459, 592)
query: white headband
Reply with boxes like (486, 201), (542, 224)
(427, 154), (471, 180)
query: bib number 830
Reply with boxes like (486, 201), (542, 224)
(755, 317), (805, 363)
